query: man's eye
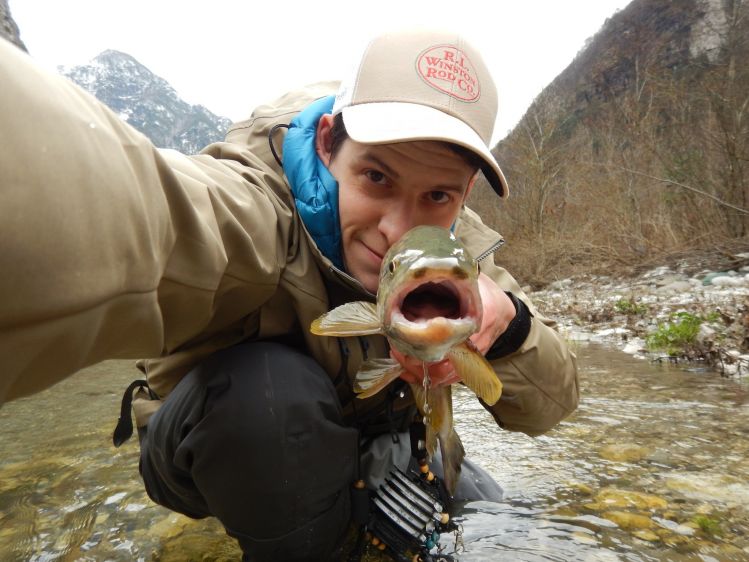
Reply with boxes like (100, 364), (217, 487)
(365, 170), (387, 184)
(428, 191), (451, 204)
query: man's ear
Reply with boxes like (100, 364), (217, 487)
(316, 114), (335, 167)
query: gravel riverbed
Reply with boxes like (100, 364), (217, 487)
(528, 257), (749, 379)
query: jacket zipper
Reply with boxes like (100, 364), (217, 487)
(475, 238), (506, 263)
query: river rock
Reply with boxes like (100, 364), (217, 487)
(659, 531), (693, 548)
(657, 280), (693, 293)
(711, 275), (745, 287)
(665, 473), (749, 506)
(599, 443), (650, 462)
(602, 511), (654, 530)
(653, 516), (695, 535)
(151, 512), (192, 540)
(565, 481), (594, 496)
(156, 533), (242, 562)
(571, 530), (599, 545)
(589, 488), (668, 511)
(633, 529), (660, 541)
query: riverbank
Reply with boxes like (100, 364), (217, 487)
(528, 255), (749, 379)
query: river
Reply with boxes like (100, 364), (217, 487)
(1, 343), (748, 561)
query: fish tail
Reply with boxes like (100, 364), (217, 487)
(439, 426), (465, 497)
(432, 386), (465, 496)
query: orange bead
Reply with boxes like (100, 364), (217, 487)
(420, 464), (430, 474)
(378, 543), (387, 551)
(426, 471), (435, 482)
(440, 513), (450, 524)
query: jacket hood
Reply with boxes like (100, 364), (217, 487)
(282, 96), (344, 270)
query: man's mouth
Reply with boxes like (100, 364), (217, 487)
(362, 241), (384, 262)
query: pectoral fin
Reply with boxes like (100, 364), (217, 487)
(354, 359), (404, 399)
(448, 342), (503, 406)
(310, 301), (381, 336)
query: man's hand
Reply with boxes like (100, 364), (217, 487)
(471, 273), (516, 354)
(394, 273), (516, 387)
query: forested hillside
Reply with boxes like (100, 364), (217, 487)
(470, 0), (749, 286)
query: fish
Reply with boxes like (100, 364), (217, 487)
(310, 225), (502, 495)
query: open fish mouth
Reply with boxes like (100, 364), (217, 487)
(385, 273), (482, 339)
(385, 273), (480, 361)
(401, 280), (465, 321)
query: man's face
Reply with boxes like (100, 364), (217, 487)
(317, 115), (477, 293)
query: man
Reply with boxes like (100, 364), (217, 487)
(0, 29), (578, 560)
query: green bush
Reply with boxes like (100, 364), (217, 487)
(645, 312), (702, 355)
(614, 298), (647, 315)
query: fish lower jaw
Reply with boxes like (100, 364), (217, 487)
(387, 313), (477, 362)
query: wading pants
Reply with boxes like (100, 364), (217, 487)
(139, 342), (502, 561)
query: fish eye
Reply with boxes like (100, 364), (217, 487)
(388, 259), (397, 274)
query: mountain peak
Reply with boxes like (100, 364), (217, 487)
(92, 49), (145, 69)
(61, 51), (231, 154)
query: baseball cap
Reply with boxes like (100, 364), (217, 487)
(332, 29), (508, 197)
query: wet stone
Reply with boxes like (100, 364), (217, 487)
(590, 487), (668, 511)
(150, 513), (192, 541)
(665, 473), (749, 506)
(567, 481), (594, 496)
(659, 532), (694, 549)
(632, 529), (660, 542)
(571, 530), (599, 545)
(603, 511), (655, 530)
(599, 443), (650, 462)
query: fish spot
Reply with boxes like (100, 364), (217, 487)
(452, 266), (469, 280)
(413, 268), (427, 279)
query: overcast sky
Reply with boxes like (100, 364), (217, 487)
(10, 0), (632, 144)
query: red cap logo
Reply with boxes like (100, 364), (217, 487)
(416, 45), (480, 102)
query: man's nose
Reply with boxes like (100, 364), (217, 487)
(378, 204), (416, 247)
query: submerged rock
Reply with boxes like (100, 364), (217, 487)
(587, 487), (668, 511)
(599, 443), (650, 462)
(632, 528), (660, 541)
(602, 511), (655, 530)
(664, 473), (749, 506)
(151, 513), (192, 540)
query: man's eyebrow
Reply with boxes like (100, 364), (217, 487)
(360, 151), (400, 180)
(359, 149), (468, 193)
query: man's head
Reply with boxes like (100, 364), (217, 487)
(315, 29), (507, 292)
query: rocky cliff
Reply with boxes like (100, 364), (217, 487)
(0, 0), (26, 51)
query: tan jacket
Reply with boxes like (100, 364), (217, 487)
(0, 38), (578, 436)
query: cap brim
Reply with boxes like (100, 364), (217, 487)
(340, 102), (508, 197)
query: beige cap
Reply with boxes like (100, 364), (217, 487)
(333, 29), (508, 197)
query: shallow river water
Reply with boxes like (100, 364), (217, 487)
(1, 343), (748, 561)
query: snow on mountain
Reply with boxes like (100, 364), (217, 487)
(61, 50), (232, 154)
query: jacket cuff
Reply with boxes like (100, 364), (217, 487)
(485, 292), (533, 360)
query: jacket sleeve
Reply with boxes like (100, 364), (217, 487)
(455, 207), (579, 436)
(0, 39), (292, 404)
(480, 258), (579, 436)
